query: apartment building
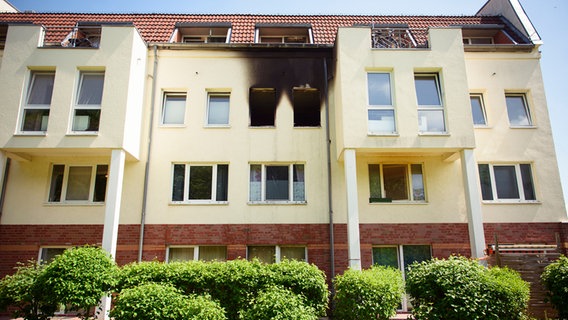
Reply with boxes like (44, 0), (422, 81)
(0, 0), (566, 290)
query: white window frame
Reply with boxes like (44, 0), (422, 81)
(179, 27), (231, 44)
(38, 246), (69, 264)
(206, 92), (230, 126)
(166, 245), (227, 262)
(161, 92), (187, 126)
(478, 163), (537, 203)
(247, 245), (308, 263)
(505, 93), (533, 127)
(72, 71), (104, 133)
(255, 27), (313, 44)
(369, 163), (426, 202)
(414, 73), (446, 133)
(470, 93), (488, 127)
(170, 163), (229, 204)
(47, 164), (108, 204)
(248, 163), (306, 204)
(20, 71), (55, 133)
(367, 72), (396, 134)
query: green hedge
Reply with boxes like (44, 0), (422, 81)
(333, 266), (404, 320)
(239, 285), (318, 320)
(541, 255), (568, 319)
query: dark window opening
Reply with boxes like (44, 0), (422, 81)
(250, 88), (276, 126)
(293, 88), (320, 127)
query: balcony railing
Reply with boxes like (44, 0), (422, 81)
(42, 25), (101, 48)
(371, 27), (428, 49)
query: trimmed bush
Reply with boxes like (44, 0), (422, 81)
(406, 256), (529, 320)
(333, 266), (404, 320)
(541, 255), (568, 319)
(110, 283), (226, 320)
(239, 285), (318, 320)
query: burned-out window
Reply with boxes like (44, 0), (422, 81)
(249, 88), (276, 127)
(293, 88), (320, 127)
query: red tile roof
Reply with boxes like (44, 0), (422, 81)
(0, 13), (527, 45)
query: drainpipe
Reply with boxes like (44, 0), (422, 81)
(138, 45), (159, 262)
(323, 57), (335, 280)
(0, 157), (11, 219)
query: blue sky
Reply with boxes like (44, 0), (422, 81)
(7, 0), (568, 208)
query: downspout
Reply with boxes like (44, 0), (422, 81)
(323, 57), (335, 280)
(0, 157), (11, 219)
(138, 45), (159, 262)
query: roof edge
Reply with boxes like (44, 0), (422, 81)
(476, 0), (541, 44)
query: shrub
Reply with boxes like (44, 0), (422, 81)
(541, 255), (568, 319)
(239, 285), (318, 320)
(115, 260), (177, 291)
(406, 256), (529, 320)
(110, 283), (226, 320)
(333, 266), (404, 320)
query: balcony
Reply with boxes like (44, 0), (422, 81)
(370, 24), (427, 49)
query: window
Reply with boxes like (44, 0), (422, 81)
(415, 74), (445, 133)
(21, 72), (55, 132)
(255, 24), (313, 44)
(172, 22), (231, 43)
(249, 164), (305, 203)
(249, 88), (276, 127)
(73, 72), (104, 132)
(373, 245), (431, 272)
(293, 88), (320, 127)
(39, 247), (68, 264)
(162, 93), (186, 125)
(478, 163), (536, 202)
(48, 164), (108, 203)
(171, 164), (229, 203)
(207, 93), (230, 126)
(167, 246), (227, 262)
(470, 94), (487, 126)
(505, 94), (532, 126)
(247, 246), (307, 263)
(367, 73), (395, 133)
(463, 37), (494, 45)
(369, 164), (425, 202)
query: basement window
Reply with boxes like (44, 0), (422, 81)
(171, 22), (231, 43)
(255, 24), (313, 44)
(247, 246), (307, 263)
(293, 88), (320, 127)
(39, 247), (68, 264)
(167, 246), (227, 262)
(249, 88), (276, 127)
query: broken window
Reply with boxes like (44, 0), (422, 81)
(249, 88), (276, 127)
(293, 88), (320, 127)
(171, 22), (231, 43)
(255, 24), (313, 44)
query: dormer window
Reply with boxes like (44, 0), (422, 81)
(457, 24), (516, 45)
(255, 24), (313, 44)
(463, 37), (494, 45)
(171, 22), (231, 44)
(61, 22), (102, 48)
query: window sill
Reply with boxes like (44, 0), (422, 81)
(248, 201), (307, 205)
(418, 132), (450, 136)
(294, 126), (321, 129)
(509, 125), (537, 129)
(169, 201), (229, 206)
(205, 124), (231, 128)
(368, 132), (399, 137)
(66, 132), (99, 136)
(369, 201), (428, 205)
(474, 125), (492, 129)
(14, 132), (47, 136)
(44, 202), (105, 206)
(249, 126), (276, 129)
(159, 124), (187, 128)
(481, 200), (541, 205)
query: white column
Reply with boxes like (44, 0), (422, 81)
(0, 152), (6, 197)
(460, 149), (487, 261)
(344, 149), (361, 270)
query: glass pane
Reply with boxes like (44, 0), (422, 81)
(493, 165), (520, 199)
(266, 166), (289, 200)
(93, 165), (108, 202)
(418, 110), (445, 132)
(368, 109), (395, 133)
(248, 246), (275, 264)
(470, 95), (486, 125)
(506, 95), (531, 126)
(189, 166), (212, 200)
(292, 165), (305, 201)
(373, 247), (399, 269)
(199, 246), (227, 262)
(22, 109), (49, 131)
(73, 109), (100, 131)
(414, 75), (441, 106)
(383, 164), (408, 200)
(411, 164), (425, 201)
(208, 95), (230, 125)
(368, 164), (382, 199)
(172, 164), (185, 201)
(367, 73), (392, 105)
(169, 247), (194, 262)
(249, 165), (261, 201)
(163, 95), (186, 125)
(280, 247), (306, 261)
(216, 164), (229, 201)
(48, 165), (65, 202)
(520, 164), (536, 200)
(478, 164), (494, 201)
(27, 73), (54, 105)
(65, 166), (92, 201)
(40, 248), (66, 263)
(77, 73), (104, 105)
(402, 245), (432, 271)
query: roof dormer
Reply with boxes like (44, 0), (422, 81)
(254, 24), (313, 44)
(171, 22), (232, 44)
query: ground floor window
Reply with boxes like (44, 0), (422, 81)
(48, 164), (108, 203)
(369, 164), (425, 202)
(249, 164), (305, 203)
(39, 247), (68, 264)
(167, 246), (227, 262)
(247, 245), (307, 264)
(478, 163), (536, 202)
(171, 163), (229, 203)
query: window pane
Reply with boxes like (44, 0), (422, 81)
(216, 164), (229, 201)
(383, 164), (408, 200)
(65, 166), (92, 201)
(266, 166), (289, 200)
(169, 247), (194, 262)
(402, 245), (431, 271)
(520, 164), (536, 200)
(368, 73), (392, 105)
(478, 164), (493, 201)
(22, 109), (49, 131)
(73, 109), (100, 131)
(506, 95), (531, 126)
(27, 73), (54, 105)
(77, 73), (104, 105)
(411, 164), (425, 201)
(49, 165), (65, 202)
(369, 164), (382, 200)
(415, 75), (441, 106)
(93, 165), (108, 202)
(163, 95), (186, 125)
(470, 95), (487, 125)
(373, 247), (399, 268)
(281, 247), (306, 261)
(418, 110), (445, 132)
(249, 165), (261, 201)
(189, 166), (212, 200)
(493, 165), (520, 199)
(40, 248), (66, 263)
(248, 246), (275, 263)
(293, 165), (305, 201)
(208, 95), (230, 125)
(171, 164), (185, 201)
(199, 246), (227, 262)
(368, 110), (395, 133)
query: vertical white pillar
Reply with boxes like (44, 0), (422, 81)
(344, 149), (361, 270)
(460, 149), (486, 261)
(0, 152), (6, 197)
